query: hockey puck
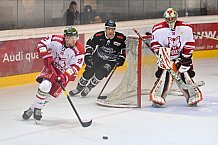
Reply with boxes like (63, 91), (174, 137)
(102, 136), (108, 139)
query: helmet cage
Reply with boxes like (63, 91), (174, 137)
(164, 8), (178, 29)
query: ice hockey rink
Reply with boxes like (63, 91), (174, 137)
(0, 58), (218, 145)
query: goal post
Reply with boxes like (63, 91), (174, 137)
(96, 35), (157, 108)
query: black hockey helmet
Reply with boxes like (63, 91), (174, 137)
(105, 19), (116, 28)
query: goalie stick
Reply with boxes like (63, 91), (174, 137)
(51, 65), (92, 127)
(132, 28), (205, 90)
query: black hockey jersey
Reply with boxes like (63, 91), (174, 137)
(86, 31), (126, 61)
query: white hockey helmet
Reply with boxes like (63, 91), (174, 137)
(164, 8), (178, 29)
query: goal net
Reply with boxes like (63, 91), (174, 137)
(96, 35), (157, 108)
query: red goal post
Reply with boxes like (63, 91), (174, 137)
(96, 35), (159, 108)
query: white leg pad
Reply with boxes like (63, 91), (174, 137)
(182, 72), (203, 105)
(150, 70), (173, 105)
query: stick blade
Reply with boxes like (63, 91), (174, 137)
(97, 96), (107, 99)
(82, 119), (92, 127)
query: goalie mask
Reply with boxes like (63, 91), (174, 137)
(164, 8), (178, 29)
(64, 27), (78, 47)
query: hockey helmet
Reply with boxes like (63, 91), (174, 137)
(164, 8), (178, 29)
(64, 27), (78, 37)
(105, 19), (116, 28)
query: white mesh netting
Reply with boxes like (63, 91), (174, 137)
(96, 35), (157, 107)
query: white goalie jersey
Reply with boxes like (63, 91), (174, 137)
(151, 20), (195, 60)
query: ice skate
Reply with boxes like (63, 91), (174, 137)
(34, 108), (42, 121)
(81, 86), (92, 97)
(69, 88), (83, 96)
(22, 107), (33, 120)
(151, 101), (165, 108)
(69, 77), (89, 97)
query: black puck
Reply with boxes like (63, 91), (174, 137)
(102, 136), (108, 139)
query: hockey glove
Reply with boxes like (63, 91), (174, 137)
(56, 73), (69, 84)
(178, 54), (192, 73)
(43, 56), (54, 70)
(84, 54), (93, 67)
(116, 56), (125, 67)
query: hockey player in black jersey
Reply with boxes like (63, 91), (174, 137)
(69, 19), (127, 97)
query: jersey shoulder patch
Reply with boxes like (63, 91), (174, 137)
(94, 31), (104, 37)
(115, 32), (126, 40)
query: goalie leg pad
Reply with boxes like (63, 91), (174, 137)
(179, 72), (203, 105)
(150, 70), (174, 106)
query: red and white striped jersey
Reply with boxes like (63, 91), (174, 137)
(37, 34), (85, 79)
(151, 20), (195, 60)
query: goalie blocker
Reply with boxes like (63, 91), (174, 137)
(150, 47), (203, 107)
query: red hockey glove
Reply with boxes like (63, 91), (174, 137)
(43, 56), (54, 70)
(56, 71), (72, 84)
(56, 74), (67, 84)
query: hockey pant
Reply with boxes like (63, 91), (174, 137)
(78, 56), (116, 91)
(33, 67), (68, 110)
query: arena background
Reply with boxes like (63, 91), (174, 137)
(0, 0), (217, 88)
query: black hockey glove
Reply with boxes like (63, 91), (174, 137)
(85, 54), (93, 67)
(116, 56), (125, 67)
(177, 54), (193, 73)
(180, 54), (192, 66)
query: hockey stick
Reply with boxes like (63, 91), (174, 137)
(51, 65), (92, 127)
(132, 28), (205, 90)
(193, 32), (218, 41)
(97, 64), (118, 99)
(59, 82), (92, 127)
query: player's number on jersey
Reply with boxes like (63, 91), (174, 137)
(77, 58), (83, 64)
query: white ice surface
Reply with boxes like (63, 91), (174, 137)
(0, 58), (218, 145)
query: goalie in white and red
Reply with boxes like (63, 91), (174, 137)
(22, 27), (85, 121)
(149, 8), (203, 107)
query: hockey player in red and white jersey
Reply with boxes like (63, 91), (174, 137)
(150, 8), (202, 107)
(22, 27), (85, 121)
